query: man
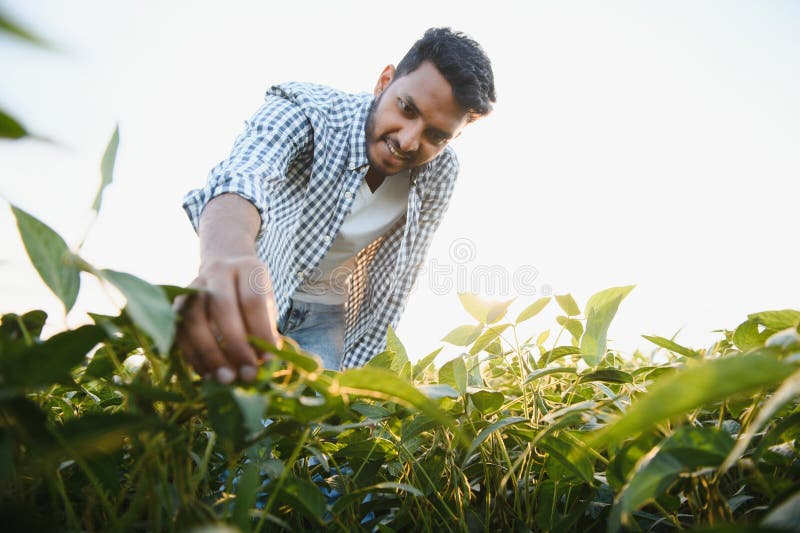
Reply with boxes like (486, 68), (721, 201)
(178, 28), (495, 383)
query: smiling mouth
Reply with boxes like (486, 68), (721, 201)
(385, 139), (410, 161)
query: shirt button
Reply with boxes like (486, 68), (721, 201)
(344, 191), (353, 200)
(323, 235), (332, 243)
(297, 271), (305, 280)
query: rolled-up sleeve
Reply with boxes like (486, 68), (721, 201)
(182, 95), (312, 237)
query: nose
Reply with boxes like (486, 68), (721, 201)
(397, 122), (422, 154)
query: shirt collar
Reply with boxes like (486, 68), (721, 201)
(347, 95), (373, 171)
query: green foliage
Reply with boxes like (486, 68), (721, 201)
(92, 125), (120, 213)
(10, 205), (80, 313)
(98, 269), (175, 354)
(3, 157), (799, 530)
(3, 262), (798, 531)
(0, 108), (27, 139)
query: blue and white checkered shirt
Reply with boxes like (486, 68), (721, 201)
(183, 82), (459, 369)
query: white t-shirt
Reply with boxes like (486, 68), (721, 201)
(292, 170), (410, 304)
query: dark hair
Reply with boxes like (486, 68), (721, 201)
(395, 27), (496, 121)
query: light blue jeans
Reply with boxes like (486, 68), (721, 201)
(277, 298), (345, 370)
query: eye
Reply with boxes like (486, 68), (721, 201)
(428, 132), (449, 146)
(398, 98), (414, 116)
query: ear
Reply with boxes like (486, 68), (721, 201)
(373, 64), (396, 96)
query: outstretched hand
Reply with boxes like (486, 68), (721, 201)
(175, 193), (282, 383)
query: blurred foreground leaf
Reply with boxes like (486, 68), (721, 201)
(0, 108), (27, 139)
(99, 269), (175, 354)
(1, 325), (105, 387)
(0, 12), (48, 46)
(591, 352), (795, 449)
(11, 205), (80, 313)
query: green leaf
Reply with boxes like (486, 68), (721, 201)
(524, 366), (577, 384)
(159, 284), (198, 302)
(11, 205), (80, 313)
(232, 462), (260, 532)
(412, 347), (442, 380)
(270, 477), (326, 525)
(761, 490), (800, 530)
(350, 402), (391, 419)
(458, 293), (514, 324)
(591, 352), (796, 449)
(543, 345), (581, 365)
(386, 325), (409, 375)
(333, 367), (462, 442)
(469, 323), (510, 355)
(1, 325), (105, 387)
(439, 356), (467, 394)
(555, 294), (580, 316)
(418, 383), (460, 400)
(580, 285), (635, 367)
(331, 482), (423, 513)
(250, 337), (322, 374)
(0, 13), (47, 46)
(556, 316), (583, 344)
(335, 437), (397, 462)
(84, 346), (115, 379)
(232, 388), (269, 437)
(579, 368), (633, 384)
(609, 427), (734, 533)
(441, 324), (483, 346)
(642, 335), (700, 358)
(366, 350), (394, 369)
(116, 383), (183, 403)
(202, 383), (247, 451)
(732, 319), (767, 351)
(98, 269), (175, 354)
(540, 433), (594, 482)
(462, 416), (528, 464)
(57, 412), (157, 457)
(468, 389), (504, 413)
(0, 107), (27, 139)
(606, 433), (661, 490)
(515, 297), (551, 324)
(721, 367), (800, 472)
(536, 329), (550, 346)
(0, 310), (47, 343)
(92, 125), (119, 213)
(748, 310), (800, 331)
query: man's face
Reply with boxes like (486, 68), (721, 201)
(365, 61), (470, 178)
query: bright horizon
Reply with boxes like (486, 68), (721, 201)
(1, 1), (798, 362)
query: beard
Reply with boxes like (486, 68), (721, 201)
(363, 90), (385, 169)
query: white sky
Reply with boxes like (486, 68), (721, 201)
(1, 0), (798, 362)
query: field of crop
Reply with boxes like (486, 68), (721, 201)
(2, 179), (800, 531)
(2, 12), (799, 533)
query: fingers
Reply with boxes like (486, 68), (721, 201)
(237, 264), (282, 360)
(176, 285), (234, 381)
(205, 272), (260, 380)
(174, 258), (283, 384)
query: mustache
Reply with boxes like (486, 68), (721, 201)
(385, 137), (413, 160)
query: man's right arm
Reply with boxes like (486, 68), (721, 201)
(176, 193), (282, 384)
(178, 92), (313, 383)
